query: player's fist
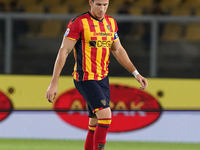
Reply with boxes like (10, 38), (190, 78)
(135, 74), (148, 90)
(46, 84), (58, 103)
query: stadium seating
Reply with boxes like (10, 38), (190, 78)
(39, 20), (63, 37)
(40, 0), (62, 7)
(1, 0), (200, 16)
(73, 5), (90, 14)
(106, 6), (118, 15)
(183, 23), (200, 41)
(180, 0), (200, 8)
(0, 0), (15, 11)
(131, 23), (145, 41)
(111, 0), (126, 7)
(3, 0), (200, 40)
(195, 8), (200, 16)
(0, 0), (12, 5)
(160, 23), (183, 41)
(25, 20), (42, 37)
(49, 5), (68, 14)
(62, 0), (85, 7)
(25, 5), (44, 13)
(130, 7), (143, 15)
(170, 7), (191, 16)
(18, 0), (38, 7)
(160, 0), (181, 9)
(133, 0), (154, 8)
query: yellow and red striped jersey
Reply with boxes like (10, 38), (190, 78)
(64, 11), (119, 81)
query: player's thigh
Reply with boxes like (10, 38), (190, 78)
(74, 79), (109, 110)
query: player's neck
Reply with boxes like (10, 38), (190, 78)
(89, 10), (104, 21)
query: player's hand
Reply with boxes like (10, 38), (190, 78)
(46, 84), (58, 103)
(135, 74), (148, 90)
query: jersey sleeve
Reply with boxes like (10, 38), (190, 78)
(64, 18), (82, 40)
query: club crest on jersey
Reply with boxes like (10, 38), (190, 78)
(107, 25), (111, 31)
(101, 100), (106, 106)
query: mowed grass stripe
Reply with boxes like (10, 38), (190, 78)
(0, 139), (200, 150)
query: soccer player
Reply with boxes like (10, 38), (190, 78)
(46, 0), (148, 150)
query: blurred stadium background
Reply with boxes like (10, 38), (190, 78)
(0, 0), (200, 149)
(0, 0), (200, 78)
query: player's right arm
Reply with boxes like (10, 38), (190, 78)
(46, 36), (77, 103)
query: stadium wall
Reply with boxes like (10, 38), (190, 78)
(0, 75), (200, 143)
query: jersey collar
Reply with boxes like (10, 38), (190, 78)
(88, 11), (104, 22)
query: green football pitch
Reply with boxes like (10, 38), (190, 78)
(0, 139), (200, 150)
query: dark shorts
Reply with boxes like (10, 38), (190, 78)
(73, 76), (110, 117)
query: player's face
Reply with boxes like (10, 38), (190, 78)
(89, 0), (109, 20)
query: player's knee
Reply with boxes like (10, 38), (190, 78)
(89, 117), (98, 126)
(95, 107), (111, 119)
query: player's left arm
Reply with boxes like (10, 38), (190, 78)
(111, 39), (148, 90)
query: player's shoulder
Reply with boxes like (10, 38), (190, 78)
(104, 14), (116, 21)
(70, 11), (90, 23)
